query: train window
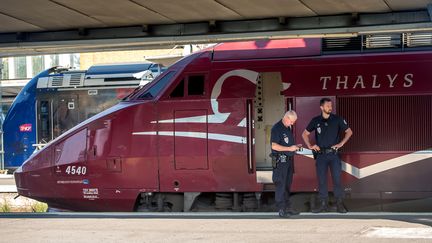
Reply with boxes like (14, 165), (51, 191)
(139, 71), (175, 99)
(55, 128), (87, 165)
(53, 96), (79, 138)
(170, 79), (184, 98)
(187, 75), (206, 96)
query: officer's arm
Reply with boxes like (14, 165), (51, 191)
(338, 128), (353, 147)
(302, 130), (321, 151)
(302, 130), (312, 148)
(303, 119), (320, 151)
(271, 142), (297, 152)
(333, 118), (353, 149)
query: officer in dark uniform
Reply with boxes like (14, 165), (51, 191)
(271, 110), (302, 218)
(302, 98), (353, 213)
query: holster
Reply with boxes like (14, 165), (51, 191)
(269, 153), (279, 168)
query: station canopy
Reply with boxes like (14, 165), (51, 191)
(2, 0), (432, 56)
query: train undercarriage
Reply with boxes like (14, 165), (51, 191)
(133, 191), (432, 213)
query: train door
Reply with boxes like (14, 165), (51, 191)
(53, 95), (79, 138)
(37, 99), (53, 145)
(253, 72), (288, 182)
(157, 73), (210, 191)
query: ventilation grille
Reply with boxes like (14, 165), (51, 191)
(69, 73), (83, 86)
(364, 34), (401, 49)
(323, 32), (432, 54)
(337, 95), (432, 152)
(50, 76), (63, 87)
(405, 32), (432, 47)
(322, 36), (362, 52)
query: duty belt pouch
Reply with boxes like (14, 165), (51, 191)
(279, 154), (287, 163)
(269, 153), (278, 168)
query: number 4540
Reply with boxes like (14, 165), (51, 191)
(65, 165), (87, 175)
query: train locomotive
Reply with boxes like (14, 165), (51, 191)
(14, 36), (432, 212)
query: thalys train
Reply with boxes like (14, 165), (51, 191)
(15, 35), (432, 212)
(3, 63), (163, 169)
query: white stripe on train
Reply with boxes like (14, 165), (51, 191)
(133, 131), (246, 144)
(132, 131), (432, 180)
(297, 148), (432, 179)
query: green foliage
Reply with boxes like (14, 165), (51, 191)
(0, 199), (11, 212)
(31, 202), (48, 212)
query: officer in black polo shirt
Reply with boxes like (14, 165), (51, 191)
(271, 110), (302, 218)
(302, 98), (353, 213)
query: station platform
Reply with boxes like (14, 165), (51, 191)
(0, 175), (41, 212)
(0, 212), (431, 242)
(0, 174), (17, 193)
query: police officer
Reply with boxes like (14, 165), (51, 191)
(271, 110), (302, 218)
(302, 98), (353, 213)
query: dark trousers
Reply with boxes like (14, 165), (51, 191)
(315, 153), (344, 201)
(272, 160), (294, 210)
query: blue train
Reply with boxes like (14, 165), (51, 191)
(3, 62), (164, 169)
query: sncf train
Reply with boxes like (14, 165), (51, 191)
(15, 35), (432, 212)
(3, 63), (163, 169)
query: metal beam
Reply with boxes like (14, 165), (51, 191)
(1, 10), (432, 57)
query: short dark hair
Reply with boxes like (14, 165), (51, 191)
(320, 98), (332, 106)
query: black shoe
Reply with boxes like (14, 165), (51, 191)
(312, 200), (328, 213)
(278, 209), (291, 218)
(336, 199), (347, 214)
(285, 207), (300, 216)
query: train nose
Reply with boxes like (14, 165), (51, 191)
(14, 147), (55, 200)
(14, 162), (34, 198)
(14, 165), (25, 193)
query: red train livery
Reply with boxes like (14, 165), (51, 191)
(15, 38), (432, 211)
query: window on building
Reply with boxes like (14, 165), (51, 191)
(14, 57), (27, 79)
(2, 54), (79, 80)
(70, 54), (80, 69)
(50, 55), (59, 67)
(1, 58), (8, 80)
(32, 56), (44, 76)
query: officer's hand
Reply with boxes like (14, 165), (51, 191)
(289, 145), (300, 152)
(309, 145), (320, 151)
(331, 143), (344, 150)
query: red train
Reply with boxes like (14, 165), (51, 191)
(15, 36), (432, 212)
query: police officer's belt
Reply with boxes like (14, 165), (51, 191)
(318, 148), (337, 154)
(269, 153), (293, 168)
(277, 154), (293, 163)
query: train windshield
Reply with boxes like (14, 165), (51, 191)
(121, 81), (151, 101)
(137, 71), (175, 99)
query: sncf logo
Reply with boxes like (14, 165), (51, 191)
(19, 124), (32, 132)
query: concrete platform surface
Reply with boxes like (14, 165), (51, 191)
(0, 176), (17, 193)
(1, 213), (432, 242)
